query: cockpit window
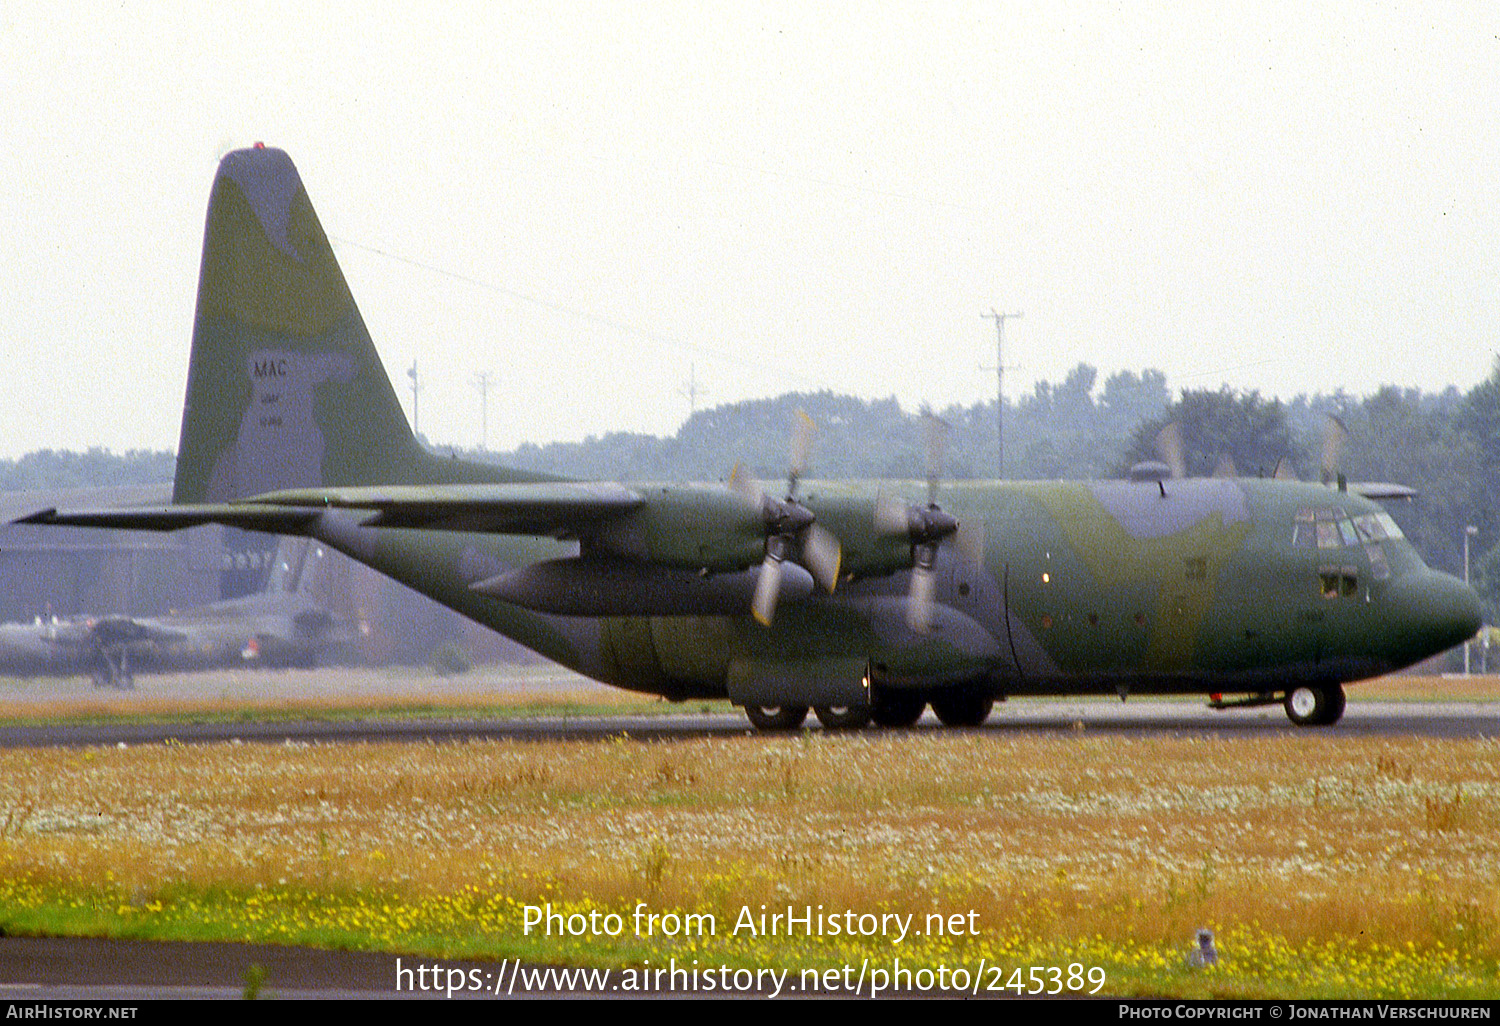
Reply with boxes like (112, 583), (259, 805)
(1297, 508), (1402, 549)
(1337, 519), (1360, 547)
(1354, 513), (1384, 541)
(1293, 511), (1317, 548)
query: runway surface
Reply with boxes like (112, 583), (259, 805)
(0, 936), (567, 1000)
(0, 698), (1497, 749)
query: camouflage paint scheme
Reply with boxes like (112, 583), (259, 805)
(21, 147), (1481, 727)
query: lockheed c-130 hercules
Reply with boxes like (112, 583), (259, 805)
(20, 146), (1481, 729)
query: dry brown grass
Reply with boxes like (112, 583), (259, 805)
(1354, 673), (1500, 702)
(2, 729), (1497, 966)
(1, 672), (1498, 994)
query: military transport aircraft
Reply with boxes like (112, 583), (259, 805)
(18, 145), (1481, 727)
(0, 538), (347, 689)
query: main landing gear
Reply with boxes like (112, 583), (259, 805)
(90, 647), (135, 691)
(1283, 683), (1346, 727)
(742, 705), (809, 730)
(743, 688), (995, 731)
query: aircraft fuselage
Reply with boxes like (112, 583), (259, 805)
(307, 475), (1479, 708)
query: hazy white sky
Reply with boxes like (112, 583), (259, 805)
(2, 2), (1497, 459)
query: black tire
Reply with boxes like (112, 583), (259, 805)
(931, 693), (994, 727)
(744, 704), (809, 731)
(1284, 684), (1346, 727)
(814, 704), (872, 730)
(870, 692), (926, 728)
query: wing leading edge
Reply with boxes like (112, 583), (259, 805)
(16, 482), (646, 539)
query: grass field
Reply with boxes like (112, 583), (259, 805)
(0, 672), (1497, 998)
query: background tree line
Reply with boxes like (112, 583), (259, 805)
(9, 361), (1500, 622)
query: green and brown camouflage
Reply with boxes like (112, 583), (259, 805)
(21, 146), (1481, 728)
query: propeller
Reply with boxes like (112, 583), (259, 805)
(1154, 422), (1187, 480)
(874, 412), (985, 633)
(1148, 413), (1349, 488)
(1320, 414), (1348, 488)
(729, 410), (842, 626)
(1267, 413), (1346, 484)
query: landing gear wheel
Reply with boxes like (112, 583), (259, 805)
(814, 705), (872, 730)
(870, 692), (926, 728)
(1284, 684), (1346, 727)
(931, 694), (994, 727)
(744, 705), (809, 731)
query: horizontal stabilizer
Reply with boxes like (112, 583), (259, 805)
(14, 504), (321, 534)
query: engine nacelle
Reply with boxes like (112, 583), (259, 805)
(471, 556), (814, 616)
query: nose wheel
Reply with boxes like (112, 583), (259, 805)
(1284, 684), (1346, 727)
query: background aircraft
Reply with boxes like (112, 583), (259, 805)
(20, 146), (1481, 725)
(0, 537), (348, 689)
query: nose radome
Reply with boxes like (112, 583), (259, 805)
(1385, 571), (1481, 665)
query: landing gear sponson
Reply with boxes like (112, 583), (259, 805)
(749, 682), (1352, 730)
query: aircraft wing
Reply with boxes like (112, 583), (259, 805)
(246, 481), (645, 535)
(89, 616), (187, 648)
(17, 483), (646, 539)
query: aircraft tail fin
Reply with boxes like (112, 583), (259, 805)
(175, 145), (554, 504)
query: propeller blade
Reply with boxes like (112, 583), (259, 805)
(801, 523), (842, 593)
(954, 519), (985, 568)
(1321, 414), (1348, 486)
(923, 411), (950, 506)
(751, 553), (783, 626)
(874, 492), (911, 535)
(907, 563), (937, 633)
(728, 462), (765, 510)
(1154, 422), (1186, 480)
(788, 409), (815, 496)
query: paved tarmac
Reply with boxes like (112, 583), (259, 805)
(0, 698), (1497, 749)
(0, 936), (562, 1000)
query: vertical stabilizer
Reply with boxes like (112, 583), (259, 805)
(175, 145), (550, 503)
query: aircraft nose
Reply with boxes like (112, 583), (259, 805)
(1384, 571), (1481, 666)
